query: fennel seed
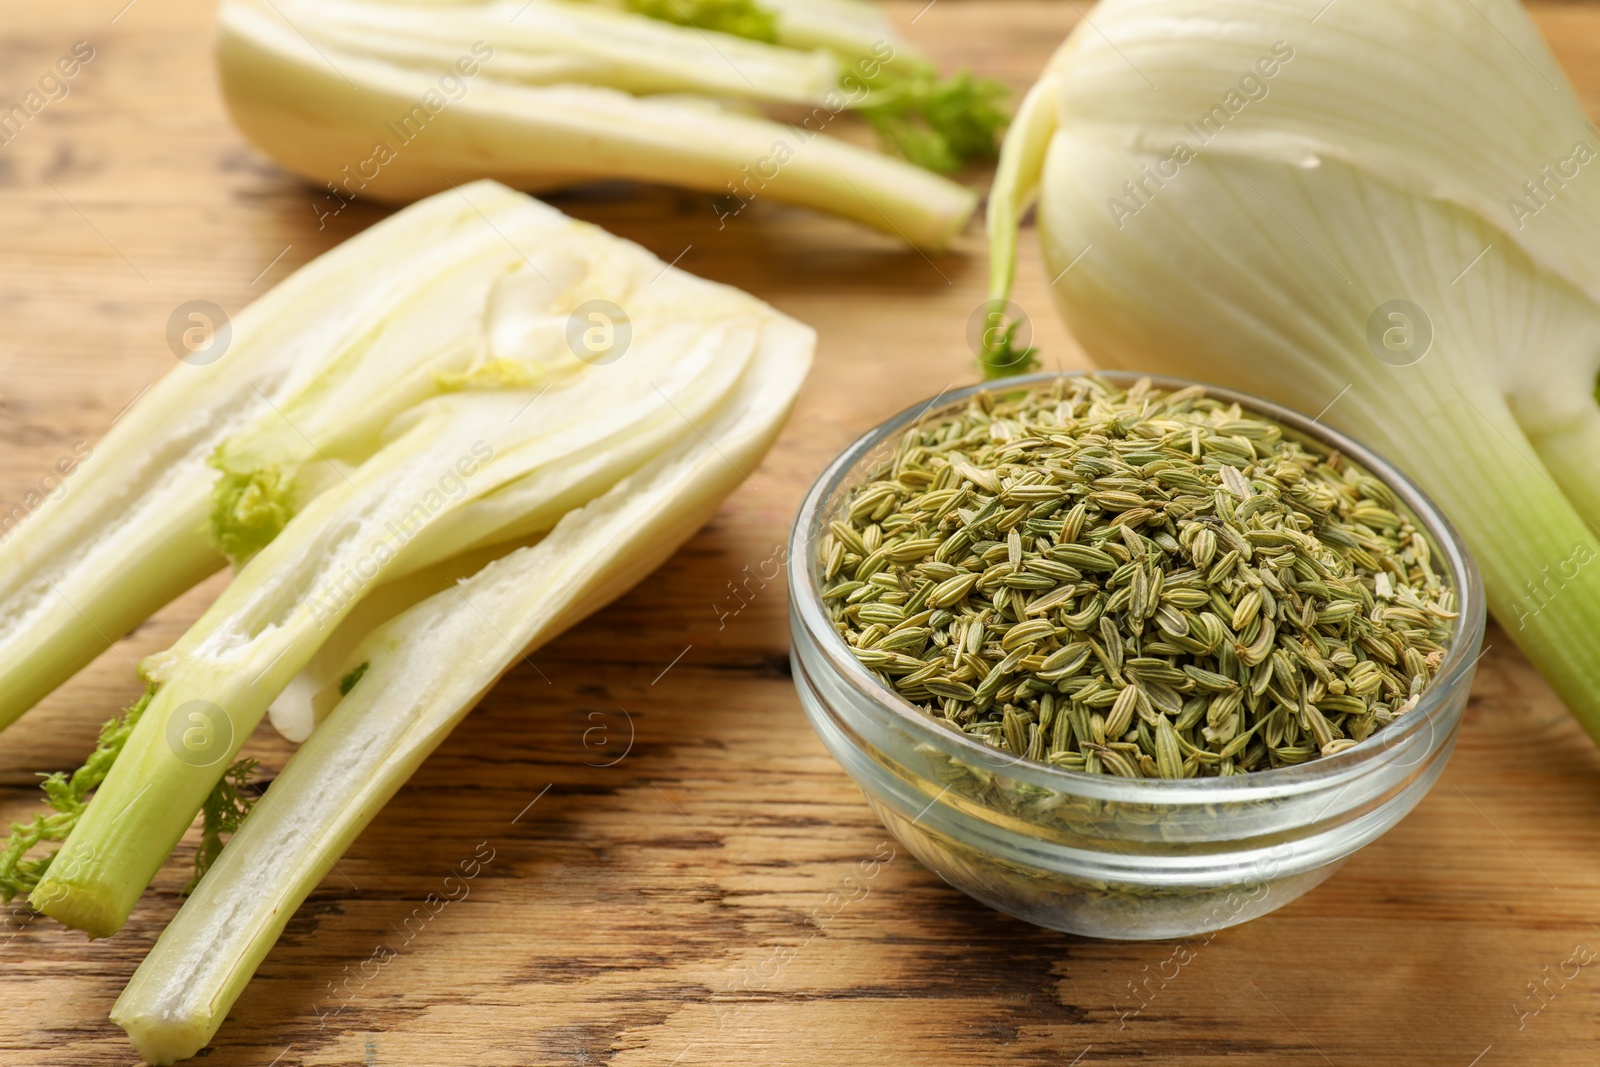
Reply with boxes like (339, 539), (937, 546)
(820, 377), (1456, 778)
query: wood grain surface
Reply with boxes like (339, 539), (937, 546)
(3, 1), (1600, 1064)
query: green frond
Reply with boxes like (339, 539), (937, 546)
(624, 0), (778, 42)
(208, 465), (296, 567)
(0, 688), (154, 903)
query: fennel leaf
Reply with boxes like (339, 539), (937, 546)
(860, 68), (1011, 173)
(339, 662), (369, 696)
(0, 689), (154, 903)
(209, 464), (296, 567)
(185, 758), (259, 895)
(979, 320), (1040, 380)
(620, 0), (1009, 172)
(624, 0), (778, 41)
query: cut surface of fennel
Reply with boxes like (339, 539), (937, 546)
(266, 535), (549, 741)
(0, 181), (581, 734)
(218, 0), (979, 248)
(111, 302), (812, 1067)
(985, 0), (1600, 738)
(29, 184), (807, 937)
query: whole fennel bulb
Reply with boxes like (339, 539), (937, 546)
(986, 0), (1600, 742)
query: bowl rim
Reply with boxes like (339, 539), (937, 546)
(788, 370), (1487, 805)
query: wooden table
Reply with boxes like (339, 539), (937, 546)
(3, 1), (1599, 1064)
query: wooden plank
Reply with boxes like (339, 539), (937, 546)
(0, 2), (1597, 1065)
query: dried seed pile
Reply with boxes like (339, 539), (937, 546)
(819, 377), (1456, 778)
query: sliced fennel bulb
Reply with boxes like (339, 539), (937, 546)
(111, 309), (811, 1067)
(987, 0), (1600, 738)
(218, 0), (983, 248)
(32, 188), (797, 936)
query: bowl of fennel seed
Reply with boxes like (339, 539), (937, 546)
(787, 372), (1484, 939)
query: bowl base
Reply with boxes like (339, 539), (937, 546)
(868, 796), (1347, 940)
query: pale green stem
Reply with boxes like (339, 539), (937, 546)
(1520, 403), (1600, 541)
(1433, 424), (1600, 745)
(30, 649), (302, 937)
(0, 479), (220, 733)
(984, 73), (1059, 311)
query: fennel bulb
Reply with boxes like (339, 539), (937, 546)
(20, 181), (814, 937)
(217, 0), (998, 248)
(986, 0), (1600, 741)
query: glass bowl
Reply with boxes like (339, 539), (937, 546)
(787, 371), (1485, 940)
